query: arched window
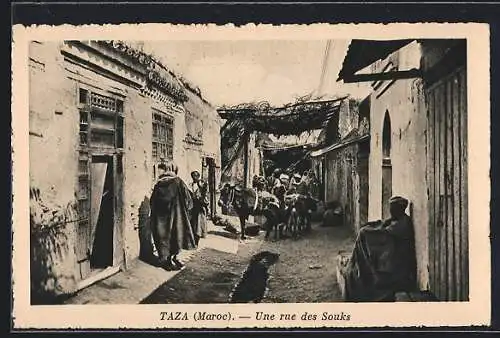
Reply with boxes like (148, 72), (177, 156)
(381, 110), (392, 219)
(382, 111), (392, 159)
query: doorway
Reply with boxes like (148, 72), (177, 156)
(75, 88), (125, 284)
(89, 155), (115, 269)
(203, 157), (217, 218)
(381, 111), (392, 220)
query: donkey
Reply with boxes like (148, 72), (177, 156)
(283, 193), (318, 238)
(221, 176), (282, 240)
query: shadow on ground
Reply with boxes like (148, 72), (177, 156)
(140, 244), (261, 304)
(138, 223), (355, 304)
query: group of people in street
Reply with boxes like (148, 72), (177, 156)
(146, 161), (210, 271)
(143, 161), (418, 301)
(217, 167), (320, 220)
(264, 168), (319, 206)
(215, 167), (320, 242)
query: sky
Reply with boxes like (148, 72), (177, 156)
(140, 40), (371, 108)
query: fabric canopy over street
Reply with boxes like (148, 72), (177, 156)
(217, 97), (346, 136)
(310, 129), (369, 158)
(337, 39), (414, 82)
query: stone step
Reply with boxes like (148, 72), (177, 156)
(395, 291), (438, 302)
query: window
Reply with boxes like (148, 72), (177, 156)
(382, 111), (392, 159)
(78, 89), (124, 150)
(152, 109), (174, 163)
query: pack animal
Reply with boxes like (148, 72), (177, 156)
(283, 193), (318, 238)
(222, 176), (283, 240)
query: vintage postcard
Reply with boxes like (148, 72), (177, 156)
(11, 22), (491, 329)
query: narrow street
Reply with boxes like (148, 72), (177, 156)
(261, 223), (354, 303)
(63, 220), (355, 305)
(19, 27), (480, 332)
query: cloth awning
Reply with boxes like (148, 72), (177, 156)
(310, 134), (370, 158)
(217, 97), (346, 136)
(337, 39), (415, 82)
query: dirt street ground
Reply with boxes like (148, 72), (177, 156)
(141, 222), (355, 304)
(63, 220), (355, 305)
(261, 223), (355, 303)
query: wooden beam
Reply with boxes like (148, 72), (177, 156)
(342, 69), (422, 83)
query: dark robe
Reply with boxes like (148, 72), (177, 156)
(218, 186), (233, 215)
(150, 173), (196, 261)
(190, 180), (208, 241)
(344, 214), (417, 302)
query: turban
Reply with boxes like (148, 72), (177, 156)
(279, 174), (289, 180)
(389, 196), (409, 208)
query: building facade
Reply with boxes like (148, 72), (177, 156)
(29, 40), (221, 303)
(338, 39), (468, 300)
(311, 97), (370, 233)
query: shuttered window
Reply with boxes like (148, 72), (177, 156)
(152, 109), (174, 163)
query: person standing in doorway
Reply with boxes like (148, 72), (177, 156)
(150, 162), (196, 271)
(190, 170), (209, 247)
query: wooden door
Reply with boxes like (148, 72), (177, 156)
(426, 66), (468, 301)
(76, 151), (92, 280)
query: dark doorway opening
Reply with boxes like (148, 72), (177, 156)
(90, 155), (114, 269)
(204, 157), (217, 218)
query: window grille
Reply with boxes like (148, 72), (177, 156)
(152, 109), (174, 163)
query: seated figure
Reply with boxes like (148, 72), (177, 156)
(343, 196), (418, 302)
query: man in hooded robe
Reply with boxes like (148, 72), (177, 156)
(150, 161), (196, 271)
(344, 195), (417, 302)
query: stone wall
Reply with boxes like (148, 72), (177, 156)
(29, 41), (81, 301)
(122, 90), (152, 265)
(325, 145), (359, 231)
(367, 41), (429, 290)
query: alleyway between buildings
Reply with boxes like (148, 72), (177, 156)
(63, 220), (355, 305)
